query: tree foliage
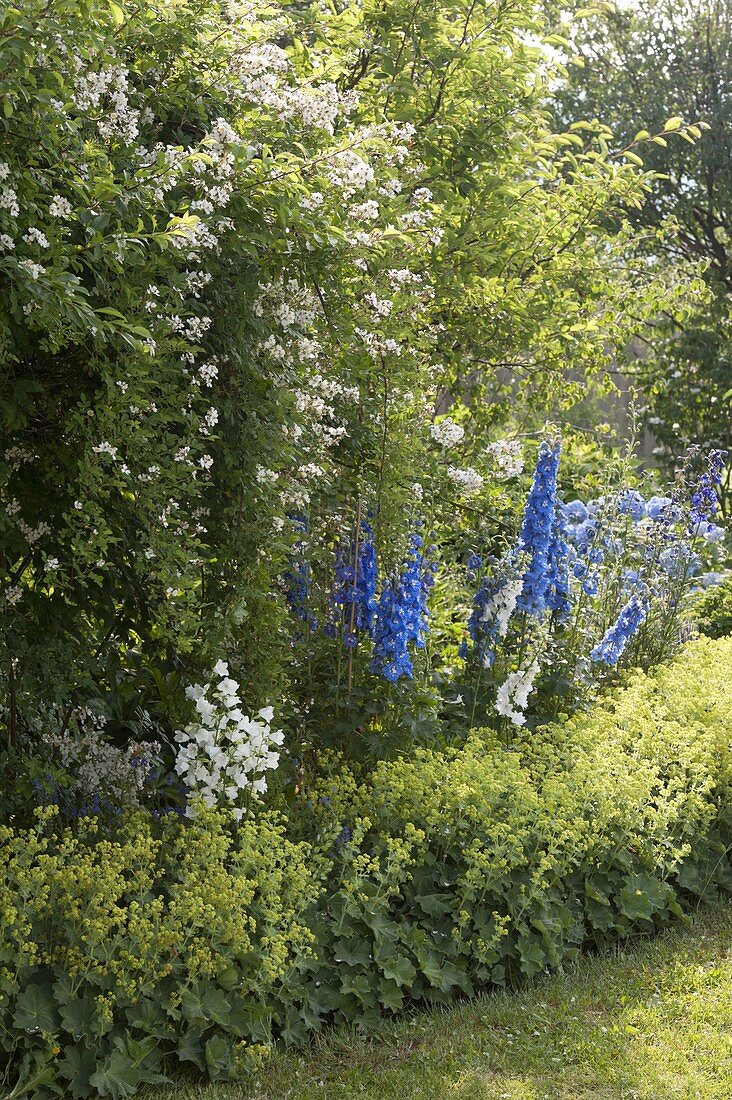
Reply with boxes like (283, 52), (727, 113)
(555, 0), (731, 508)
(0, 0), (702, 742)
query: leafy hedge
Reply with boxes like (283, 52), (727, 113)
(695, 576), (732, 639)
(2, 637), (732, 1097)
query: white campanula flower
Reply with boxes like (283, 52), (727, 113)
(175, 663), (282, 819)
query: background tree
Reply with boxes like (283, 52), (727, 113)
(555, 0), (731, 512)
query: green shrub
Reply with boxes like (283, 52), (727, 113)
(0, 808), (318, 1097)
(277, 637), (732, 1036)
(694, 576), (732, 639)
(2, 638), (732, 1096)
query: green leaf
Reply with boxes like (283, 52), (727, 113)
(332, 938), (372, 967)
(60, 996), (103, 1040)
(89, 1052), (142, 1100)
(175, 1029), (206, 1071)
(13, 983), (60, 1033)
(414, 892), (453, 918)
(205, 1035), (231, 1082)
(378, 977), (405, 1012)
(380, 953), (417, 987)
(664, 116), (684, 131)
(107, 0), (126, 25)
(57, 1046), (98, 1099)
(180, 982), (231, 1026)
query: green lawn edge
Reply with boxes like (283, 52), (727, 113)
(153, 902), (732, 1100)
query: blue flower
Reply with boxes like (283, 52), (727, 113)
(618, 490), (646, 522)
(582, 572), (600, 597)
(466, 551), (483, 577)
(646, 495), (676, 521)
(328, 518), (379, 643)
(561, 499), (588, 525)
(370, 531), (435, 681)
(690, 449), (727, 527)
(701, 522), (725, 543)
(515, 440), (561, 617)
(568, 518), (599, 552)
(590, 595), (647, 666)
(544, 504), (571, 620)
(660, 543), (700, 579)
(284, 513), (316, 629)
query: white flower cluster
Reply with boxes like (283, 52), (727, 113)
(74, 64), (141, 143)
(328, 150), (375, 196)
(231, 42), (358, 134)
(479, 573), (524, 650)
(495, 658), (540, 726)
(47, 707), (158, 806)
(430, 417), (465, 448)
(447, 465), (483, 495)
(174, 660), (283, 820)
(486, 439), (524, 479)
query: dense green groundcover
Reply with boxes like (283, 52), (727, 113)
(2, 636), (732, 1098)
(156, 902), (732, 1100)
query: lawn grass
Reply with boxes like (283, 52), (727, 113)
(153, 904), (732, 1100)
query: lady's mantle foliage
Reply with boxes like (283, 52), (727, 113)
(5, 638), (732, 1098)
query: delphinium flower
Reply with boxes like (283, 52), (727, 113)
(617, 489), (646, 522)
(174, 661), (283, 821)
(466, 551), (483, 578)
(659, 544), (701, 579)
(464, 547), (528, 668)
(283, 514), (316, 630)
(689, 448), (727, 529)
(326, 517), (378, 646)
(370, 530), (436, 681)
(645, 495), (679, 522)
(515, 441), (561, 617)
(544, 505), (571, 620)
(45, 707), (159, 812)
(563, 502), (605, 596)
(589, 595), (648, 667)
(353, 518), (379, 635)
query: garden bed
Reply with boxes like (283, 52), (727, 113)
(2, 636), (731, 1098)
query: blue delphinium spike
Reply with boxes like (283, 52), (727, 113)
(515, 440), (561, 617)
(544, 503), (571, 620)
(589, 595), (647, 666)
(370, 529), (436, 681)
(327, 517), (379, 643)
